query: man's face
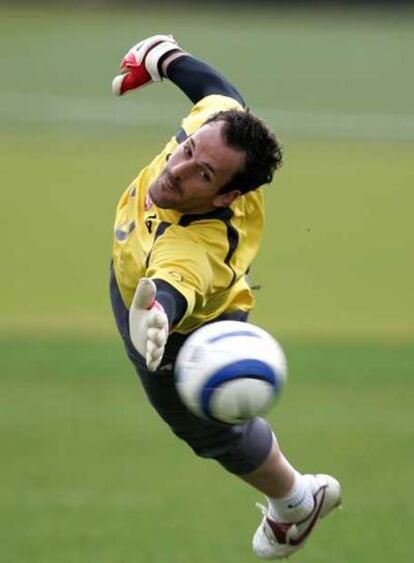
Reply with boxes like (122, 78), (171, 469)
(149, 121), (245, 214)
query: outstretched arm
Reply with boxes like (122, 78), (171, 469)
(163, 54), (245, 106)
(112, 34), (245, 107)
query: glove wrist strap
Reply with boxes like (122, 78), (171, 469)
(145, 42), (183, 81)
(157, 48), (184, 78)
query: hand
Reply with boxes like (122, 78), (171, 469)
(129, 278), (169, 372)
(112, 34), (181, 96)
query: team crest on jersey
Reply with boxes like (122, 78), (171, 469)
(144, 193), (153, 210)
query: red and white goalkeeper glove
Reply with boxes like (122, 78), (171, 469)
(112, 34), (182, 96)
(129, 278), (169, 372)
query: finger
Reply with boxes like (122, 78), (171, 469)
(147, 327), (165, 347)
(147, 340), (163, 360)
(151, 310), (167, 329)
(112, 73), (127, 96)
(133, 278), (156, 310)
(147, 356), (161, 372)
(113, 64), (152, 96)
(146, 346), (163, 372)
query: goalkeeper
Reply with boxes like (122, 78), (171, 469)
(110, 35), (341, 560)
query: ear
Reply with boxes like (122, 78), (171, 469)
(212, 189), (241, 208)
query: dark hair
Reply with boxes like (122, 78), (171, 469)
(204, 109), (283, 195)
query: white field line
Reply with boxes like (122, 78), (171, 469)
(1, 92), (414, 140)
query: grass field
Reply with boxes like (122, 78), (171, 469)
(2, 338), (413, 562)
(1, 5), (413, 563)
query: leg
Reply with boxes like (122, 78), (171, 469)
(110, 271), (341, 559)
(240, 433), (321, 525)
(240, 439), (296, 499)
(110, 267), (274, 475)
(247, 438), (342, 560)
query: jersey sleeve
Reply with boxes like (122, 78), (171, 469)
(145, 218), (235, 330)
(145, 227), (213, 325)
(166, 55), (245, 107)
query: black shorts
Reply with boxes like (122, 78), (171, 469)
(110, 268), (273, 475)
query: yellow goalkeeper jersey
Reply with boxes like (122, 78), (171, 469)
(112, 94), (265, 335)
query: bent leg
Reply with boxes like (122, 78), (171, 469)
(125, 337), (274, 475)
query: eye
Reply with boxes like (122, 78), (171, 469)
(183, 144), (192, 156)
(200, 169), (211, 182)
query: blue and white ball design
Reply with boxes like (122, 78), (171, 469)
(175, 321), (287, 424)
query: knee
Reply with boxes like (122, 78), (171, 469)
(179, 417), (274, 476)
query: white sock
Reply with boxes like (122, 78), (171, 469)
(268, 472), (315, 523)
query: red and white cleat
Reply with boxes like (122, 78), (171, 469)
(252, 474), (342, 559)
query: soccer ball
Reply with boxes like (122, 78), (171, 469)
(175, 320), (287, 424)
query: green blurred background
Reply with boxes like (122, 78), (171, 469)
(1, 4), (413, 563)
